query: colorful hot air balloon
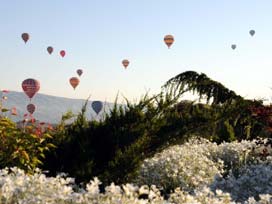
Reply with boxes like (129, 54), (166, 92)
(92, 101), (103, 115)
(122, 59), (129, 69)
(164, 34), (174, 48)
(27, 103), (36, 114)
(231, 44), (237, 50)
(22, 78), (40, 99)
(60, 50), (66, 57)
(21, 33), (29, 43)
(69, 77), (80, 90)
(47, 46), (53, 54)
(249, 29), (255, 36)
(77, 69), (83, 77)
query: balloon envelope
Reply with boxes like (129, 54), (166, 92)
(27, 103), (36, 114)
(69, 77), (80, 89)
(11, 107), (17, 116)
(122, 59), (129, 68)
(22, 78), (40, 99)
(60, 50), (66, 57)
(164, 34), (174, 48)
(231, 44), (236, 50)
(47, 46), (53, 54)
(21, 33), (29, 43)
(77, 69), (83, 77)
(249, 30), (255, 36)
(92, 101), (103, 114)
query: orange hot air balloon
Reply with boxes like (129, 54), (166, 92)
(77, 69), (83, 77)
(47, 46), (53, 54)
(60, 50), (66, 57)
(27, 103), (36, 114)
(21, 33), (30, 43)
(69, 77), (80, 90)
(22, 78), (40, 99)
(164, 34), (174, 48)
(122, 59), (129, 69)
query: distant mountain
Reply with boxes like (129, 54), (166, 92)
(1, 91), (115, 123)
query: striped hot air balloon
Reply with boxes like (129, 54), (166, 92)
(22, 78), (40, 100)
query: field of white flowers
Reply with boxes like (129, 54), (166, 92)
(1, 137), (272, 204)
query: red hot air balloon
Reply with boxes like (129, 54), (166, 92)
(69, 77), (80, 90)
(60, 50), (66, 57)
(47, 46), (53, 54)
(22, 78), (40, 99)
(27, 103), (36, 114)
(122, 59), (129, 69)
(21, 33), (30, 43)
(77, 69), (83, 77)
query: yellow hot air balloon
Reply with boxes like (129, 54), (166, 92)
(164, 34), (174, 48)
(122, 59), (130, 69)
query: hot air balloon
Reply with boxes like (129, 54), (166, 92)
(231, 44), (236, 50)
(27, 103), (36, 114)
(47, 46), (53, 54)
(69, 77), (80, 90)
(77, 69), (83, 77)
(249, 30), (255, 36)
(22, 78), (40, 100)
(164, 34), (174, 48)
(92, 101), (103, 115)
(21, 33), (29, 43)
(11, 107), (17, 116)
(60, 50), (66, 57)
(122, 59), (129, 69)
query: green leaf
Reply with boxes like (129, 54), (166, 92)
(21, 150), (30, 161)
(1, 108), (9, 112)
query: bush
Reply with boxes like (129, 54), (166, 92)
(0, 117), (55, 171)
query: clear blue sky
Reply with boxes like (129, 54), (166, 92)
(1, 0), (272, 103)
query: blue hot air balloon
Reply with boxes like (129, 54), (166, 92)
(92, 101), (103, 115)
